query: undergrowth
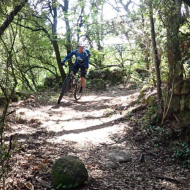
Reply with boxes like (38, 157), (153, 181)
(127, 104), (190, 170)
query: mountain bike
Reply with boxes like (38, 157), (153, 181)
(57, 66), (84, 104)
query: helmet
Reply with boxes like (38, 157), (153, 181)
(77, 43), (85, 47)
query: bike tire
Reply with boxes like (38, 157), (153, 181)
(57, 78), (69, 104)
(74, 78), (84, 100)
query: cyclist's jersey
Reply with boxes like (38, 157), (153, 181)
(62, 49), (90, 69)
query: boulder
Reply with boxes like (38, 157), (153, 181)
(91, 79), (106, 90)
(87, 69), (125, 84)
(144, 95), (156, 106)
(51, 155), (88, 189)
(110, 69), (125, 83)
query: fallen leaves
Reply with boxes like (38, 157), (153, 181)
(25, 182), (34, 190)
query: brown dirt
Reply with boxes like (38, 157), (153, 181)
(1, 85), (190, 190)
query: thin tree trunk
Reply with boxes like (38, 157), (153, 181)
(63, 0), (72, 66)
(76, 0), (85, 43)
(52, 0), (66, 80)
(149, 0), (162, 114)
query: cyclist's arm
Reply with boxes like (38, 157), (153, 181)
(62, 50), (77, 63)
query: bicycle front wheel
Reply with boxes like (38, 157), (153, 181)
(57, 78), (69, 104)
(74, 78), (84, 100)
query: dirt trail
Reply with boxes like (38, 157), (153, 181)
(4, 86), (190, 190)
(14, 87), (138, 146)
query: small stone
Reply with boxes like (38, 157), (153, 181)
(105, 161), (118, 169)
(106, 149), (132, 163)
(137, 177), (143, 181)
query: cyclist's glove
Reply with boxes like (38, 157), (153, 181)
(61, 61), (65, 66)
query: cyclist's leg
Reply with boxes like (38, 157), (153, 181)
(80, 65), (86, 92)
(73, 63), (79, 76)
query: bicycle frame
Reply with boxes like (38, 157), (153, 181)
(57, 65), (83, 104)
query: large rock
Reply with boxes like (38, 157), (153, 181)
(87, 69), (125, 84)
(51, 155), (88, 189)
(91, 79), (106, 90)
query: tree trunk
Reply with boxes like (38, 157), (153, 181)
(167, 0), (183, 86)
(76, 0), (85, 43)
(149, 0), (162, 113)
(63, 0), (72, 66)
(52, 0), (66, 80)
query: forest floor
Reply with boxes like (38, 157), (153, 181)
(2, 84), (190, 190)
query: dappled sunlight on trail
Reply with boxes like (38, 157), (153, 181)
(14, 88), (139, 146)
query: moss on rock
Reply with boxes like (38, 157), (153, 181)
(91, 79), (106, 90)
(51, 155), (88, 189)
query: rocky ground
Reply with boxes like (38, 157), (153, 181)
(1, 85), (190, 190)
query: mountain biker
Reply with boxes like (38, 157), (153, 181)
(61, 44), (90, 93)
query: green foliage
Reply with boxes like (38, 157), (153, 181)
(141, 105), (161, 131)
(172, 142), (190, 169)
(15, 91), (32, 100)
(35, 85), (49, 92)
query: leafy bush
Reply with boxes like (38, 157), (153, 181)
(36, 85), (49, 92)
(172, 142), (190, 169)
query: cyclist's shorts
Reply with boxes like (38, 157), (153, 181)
(73, 64), (86, 77)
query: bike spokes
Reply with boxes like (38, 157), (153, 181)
(74, 78), (84, 100)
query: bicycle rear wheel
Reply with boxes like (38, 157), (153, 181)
(74, 78), (84, 100)
(57, 78), (69, 104)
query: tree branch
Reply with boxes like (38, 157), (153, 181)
(24, 65), (57, 77)
(0, 0), (28, 36)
